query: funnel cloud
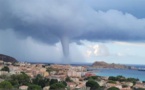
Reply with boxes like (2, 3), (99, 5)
(60, 36), (69, 58)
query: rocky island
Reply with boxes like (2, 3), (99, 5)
(92, 61), (129, 69)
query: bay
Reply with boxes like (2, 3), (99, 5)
(96, 69), (145, 81)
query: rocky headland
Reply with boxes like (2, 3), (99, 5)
(92, 61), (129, 69)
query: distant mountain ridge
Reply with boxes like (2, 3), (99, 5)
(0, 54), (17, 62)
(92, 61), (129, 69)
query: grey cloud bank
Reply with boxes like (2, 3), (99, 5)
(1, 0), (145, 42)
(0, 0), (145, 62)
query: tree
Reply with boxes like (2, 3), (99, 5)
(65, 76), (72, 82)
(28, 84), (42, 90)
(98, 86), (106, 90)
(85, 76), (101, 81)
(0, 74), (10, 80)
(107, 87), (120, 90)
(46, 67), (54, 74)
(50, 83), (66, 90)
(61, 81), (67, 87)
(1, 66), (10, 72)
(108, 76), (126, 82)
(86, 80), (100, 90)
(9, 72), (31, 86)
(108, 76), (117, 81)
(134, 88), (145, 90)
(107, 80), (116, 84)
(9, 80), (19, 88)
(0, 81), (13, 89)
(49, 79), (58, 86)
(127, 78), (139, 82)
(116, 75), (126, 82)
(91, 76), (100, 80)
(32, 74), (49, 88)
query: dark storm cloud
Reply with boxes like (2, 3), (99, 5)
(0, 0), (88, 44)
(0, 0), (145, 63)
(0, 0), (145, 43)
(87, 0), (145, 18)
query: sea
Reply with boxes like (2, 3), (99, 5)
(96, 65), (145, 81)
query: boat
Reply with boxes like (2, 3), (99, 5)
(138, 68), (145, 71)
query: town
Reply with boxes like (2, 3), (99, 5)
(0, 60), (145, 90)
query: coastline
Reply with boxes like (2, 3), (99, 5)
(95, 68), (145, 81)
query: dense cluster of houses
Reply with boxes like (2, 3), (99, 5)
(0, 60), (145, 90)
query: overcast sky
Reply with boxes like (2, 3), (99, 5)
(0, 0), (145, 64)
